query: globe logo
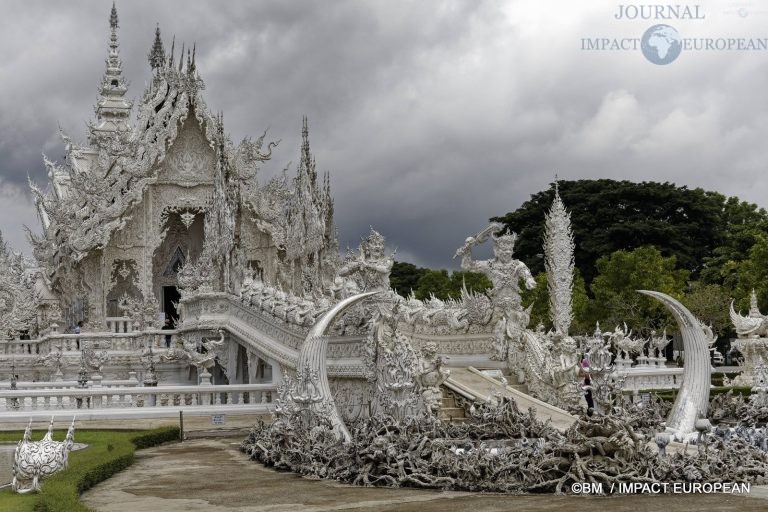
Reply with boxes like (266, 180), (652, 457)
(641, 24), (682, 65)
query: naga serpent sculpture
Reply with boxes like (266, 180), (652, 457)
(297, 291), (379, 443)
(638, 290), (711, 440)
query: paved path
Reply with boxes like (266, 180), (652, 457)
(81, 438), (768, 512)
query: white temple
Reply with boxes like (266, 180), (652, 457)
(0, 5), (707, 431)
(8, 5), (768, 500)
(27, 5), (338, 334)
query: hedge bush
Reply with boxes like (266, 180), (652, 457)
(0, 426), (180, 512)
(131, 426), (181, 449)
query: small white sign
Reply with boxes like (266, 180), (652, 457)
(480, 369), (505, 380)
(211, 414), (226, 425)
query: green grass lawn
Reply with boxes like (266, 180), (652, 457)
(0, 426), (179, 512)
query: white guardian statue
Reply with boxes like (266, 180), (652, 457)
(456, 223), (536, 360)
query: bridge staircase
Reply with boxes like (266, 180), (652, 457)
(441, 366), (577, 431)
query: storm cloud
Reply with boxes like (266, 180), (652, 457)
(1, 0), (766, 267)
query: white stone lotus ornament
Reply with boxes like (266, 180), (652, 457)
(12, 417), (76, 493)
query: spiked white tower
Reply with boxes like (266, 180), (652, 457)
(544, 181), (575, 336)
(89, 2), (132, 143)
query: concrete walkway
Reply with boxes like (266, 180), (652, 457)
(81, 438), (768, 512)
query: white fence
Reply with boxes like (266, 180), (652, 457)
(619, 367), (684, 392)
(0, 378), (140, 390)
(0, 383), (277, 418)
(1, 330), (181, 357)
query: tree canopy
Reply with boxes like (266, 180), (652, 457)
(392, 180), (768, 341)
(588, 246), (689, 334)
(521, 270), (591, 334)
(492, 179), (768, 287)
(390, 262), (428, 296)
(390, 262), (491, 301)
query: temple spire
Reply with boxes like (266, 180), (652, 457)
(90, 2), (132, 143)
(109, 1), (118, 28)
(168, 36), (175, 69)
(148, 24), (165, 70)
(300, 116), (317, 183)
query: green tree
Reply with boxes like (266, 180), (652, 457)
(700, 196), (768, 288)
(589, 246), (689, 334)
(414, 269), (452, 300)
(390, 261), (429, 296)
(448, 271), (492, 297)
(493, 179), (763, 286)
(731, 233), (768, 313)
(521, 270), (592, 334)
(682, 281), (731, 337)
(411, 268), (492, 301)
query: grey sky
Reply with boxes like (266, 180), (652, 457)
(1, 0), (767, 268)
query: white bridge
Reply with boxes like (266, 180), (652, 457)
(1, 291), (683, 425)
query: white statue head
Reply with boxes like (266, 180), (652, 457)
(422, 341), (438, 358)
(492, 230), (517, 264)
(362, 228), (385, 259)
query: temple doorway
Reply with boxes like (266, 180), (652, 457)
(152, 210), (205, 320)
(163, 286), (181, 322)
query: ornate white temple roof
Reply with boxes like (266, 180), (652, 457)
(29, 4), (337, 287)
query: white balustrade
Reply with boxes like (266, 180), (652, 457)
(105, 317), (137, 333)
(1, 339), (46, 356)
(1, 330), (181, 357)
(0, 379), (140, 390)
(619, 367), (684, 392)
(0, 383), (277, 414)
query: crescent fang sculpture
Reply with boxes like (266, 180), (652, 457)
(638, 290), (711, 440)
(298, 291), (379, 442)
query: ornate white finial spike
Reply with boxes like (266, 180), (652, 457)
(544, 183), (574, 335)
(109, 2), (118, 29)
(750, 290), (761, 317)
(148, 24), (165, 69)
(90, 2), (131, 142)
(66, 416), (77, 444)
(168, 35), (175, 68)
(42, 417), (55, 442)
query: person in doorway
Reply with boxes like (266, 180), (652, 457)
(162, 316), (173, 348)
(579, 357), (594, 417)
(75, 321), (83, 350)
